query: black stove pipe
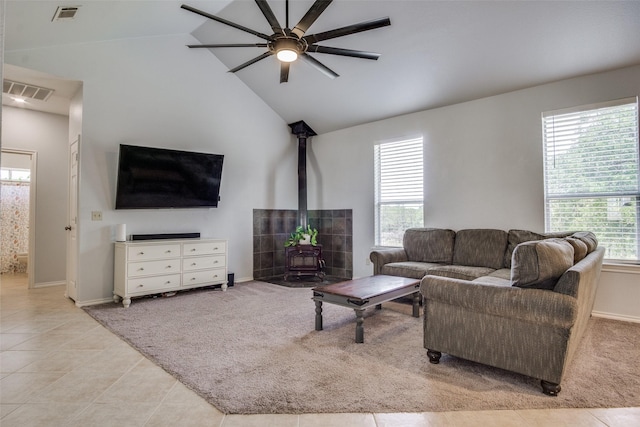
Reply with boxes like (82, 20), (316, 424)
(288, 121), (317, 229)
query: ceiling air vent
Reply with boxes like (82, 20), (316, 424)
(52, 6), (79, 21)
(3, 80), (55, 101)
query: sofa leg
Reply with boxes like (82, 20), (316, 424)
(427, 349), (441, 364)
(541, 380), (561, 396)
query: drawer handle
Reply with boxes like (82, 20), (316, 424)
(191, 248), (197, 252)
(166, 265), (172, 269)
(166, 281), (172, 284)
(138, 268), (144, 271)
(213, 274), (218, 278)
(138, 252), (144, 255)
(137, 284), (144, 288)
(165, 250), (172, 253)
(214, 247), (219, 250)
(191, 277), (196, 281)
(191, 263), (197, 266)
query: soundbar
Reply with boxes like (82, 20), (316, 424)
(131, 232), (201, 241)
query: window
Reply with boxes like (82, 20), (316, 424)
(374, 137), (424, 246)
(542, 97), (639, 262)
(0, 168), (30, 182)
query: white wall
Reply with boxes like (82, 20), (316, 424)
(5, 29), (638, 317)
(1, 107), (69, 284)
(5, 33), (299, 304)
(310, 65), (640, 321)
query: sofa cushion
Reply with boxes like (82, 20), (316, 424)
(381, 261), (441, 280)
(487, 268), (511, 280)
(565, 237), (588, 263)
(571, 231), (598, 253)
(471, 275), (512, 287)
(503, 229), (546, 268)
(452, 229), (508, 269)
(427, 265), (496, 281)
(403, 228), (456, 263)
(511, 238), (575, 290)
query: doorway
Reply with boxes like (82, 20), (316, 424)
(0, 149), (37, 287)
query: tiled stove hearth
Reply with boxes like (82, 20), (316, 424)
(253, 209), (352, 281)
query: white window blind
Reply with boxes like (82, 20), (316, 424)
(374, 138), (424, 246)
(542, 97), (639, 262)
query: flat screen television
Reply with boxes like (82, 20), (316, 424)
(115, 144), (224, 209)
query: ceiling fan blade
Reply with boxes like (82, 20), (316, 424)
(303, 17), (391, 44)
(228, 52), (274, 73)
(280, 62), (290, 84)
(300, 53), (339, 79)
(255, 0), (284, 35)
(291, 0), (333, 39)
(187, 43), (269, 48)
(307, 45), (381, 60)
(181, 4), (272, 41)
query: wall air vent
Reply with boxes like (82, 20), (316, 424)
(3, 80), (55, 101)
(52, 6), (79, 21)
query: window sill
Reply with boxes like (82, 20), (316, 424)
(602, 262), (640, 275)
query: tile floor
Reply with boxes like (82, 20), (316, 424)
(1, 273), (638, 426)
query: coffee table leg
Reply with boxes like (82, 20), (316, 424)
(412, 292), (420, 317)
(355, 309), (364, 343)
(315, 300), (323, 331)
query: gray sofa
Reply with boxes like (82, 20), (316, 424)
(370, 228), (604, 395)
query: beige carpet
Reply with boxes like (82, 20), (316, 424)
(84, 281), (640, 414)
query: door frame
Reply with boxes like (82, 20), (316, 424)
(1, 148), (37, 288)
(66, 136), (80, 301)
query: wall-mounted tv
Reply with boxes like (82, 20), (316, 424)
(115, 144), (224, 209)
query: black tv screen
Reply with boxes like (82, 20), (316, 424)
(115, 144), (224, 209)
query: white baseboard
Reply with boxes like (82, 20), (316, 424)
(75, 297), (114, 307)
(34, 280), (66, 288)
(592, 311), (640, 324)
(235, 276), (254, 284)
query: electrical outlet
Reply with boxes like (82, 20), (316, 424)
(91, 211), (103, 221)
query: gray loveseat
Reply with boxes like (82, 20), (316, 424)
(369, 228), (604, 395)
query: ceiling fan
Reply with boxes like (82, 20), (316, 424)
(181, 0), (391, 83)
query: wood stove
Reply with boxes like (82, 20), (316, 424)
(284, 244), (325, 281)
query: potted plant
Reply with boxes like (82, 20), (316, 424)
(284, 225), (318, 247)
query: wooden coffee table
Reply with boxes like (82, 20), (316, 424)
(312, 275), (421, 343)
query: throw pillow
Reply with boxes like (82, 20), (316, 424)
(565, 237), (588, 263)
(503, 229), (546, 268)
(511, 238), (574, 290)
(571, 231), (598, 253)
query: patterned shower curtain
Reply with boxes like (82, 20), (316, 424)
(1, 181), (30, 274)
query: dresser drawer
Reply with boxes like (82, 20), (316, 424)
(182, 255), (225, 272)
(127, 274), (180, 295)
(182, 268), (226, 286)
(183, 241), (226, 257)
(128, 259), (181, 277)
(128, 244), (181, 261)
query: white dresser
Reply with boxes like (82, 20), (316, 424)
(114, 238), (228, 307)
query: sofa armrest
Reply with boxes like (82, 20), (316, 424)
(420, 276), (577, 329)
(369, 248), (408, 275)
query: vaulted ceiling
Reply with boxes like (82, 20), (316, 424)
(4, 1), (640, 134)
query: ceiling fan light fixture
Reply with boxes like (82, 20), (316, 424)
(181, 1), (391, 82)
(273, 37), (302, 63)
(277, 48), (298, 62)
